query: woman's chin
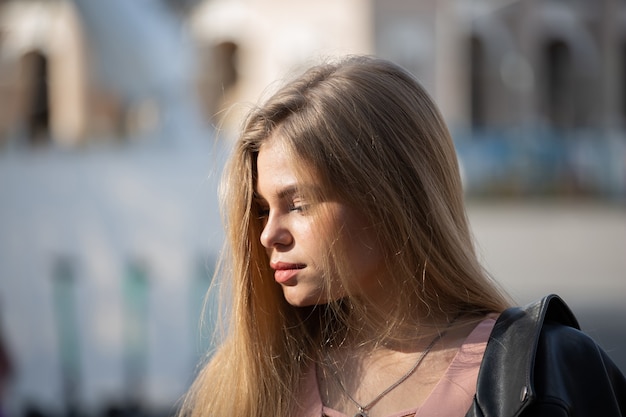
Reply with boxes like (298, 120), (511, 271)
(281, 287), (328, 307)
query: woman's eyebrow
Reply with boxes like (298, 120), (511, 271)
(277, 184), (322, 200)
(276, 185), (300, 199)
(254, 184), (318, 201)
(252, 184), (298, 202)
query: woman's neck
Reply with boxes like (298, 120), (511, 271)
(320, 308), (455, 354)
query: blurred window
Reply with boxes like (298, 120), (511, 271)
(21, 51), (51, 145)
(214, 41), (238, 91)
(469, 36), (486, 130)
(201, 41), (239, 123)
(543, 39), (573, 130)
(621, 41), (626, 128)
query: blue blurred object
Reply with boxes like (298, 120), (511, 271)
(454, 128), (626, 200)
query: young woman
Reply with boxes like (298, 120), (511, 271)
(180, 56), (625, 417)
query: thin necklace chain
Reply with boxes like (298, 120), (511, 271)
(323, 328), (450, 417)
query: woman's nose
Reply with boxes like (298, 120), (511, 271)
(260, 214), (293, 249)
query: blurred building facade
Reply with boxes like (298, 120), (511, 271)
(0, 0), (123, 148)
(0, 1), (221, 416)
(2, 0), (625, 159)
(189, 0), (626, 197)
(0, 0), (197, 149)
(188, 0), (626, 132)
(0, 0), (625, 416)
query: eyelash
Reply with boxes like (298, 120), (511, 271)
(257, 207), (270, 219)
(256, 201), (307, 219)
(289, 203), (305, 212)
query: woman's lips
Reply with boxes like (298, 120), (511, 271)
(270, 262), (306, 284)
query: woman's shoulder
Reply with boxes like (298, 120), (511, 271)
(471, 294), (626, 417)
(481, 295), (581, 368)
(490, 294), (624, 383)
(496, 294), (579, 332)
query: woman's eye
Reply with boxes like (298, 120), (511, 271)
(257, 207), (270, 219)
(289, 200), (309, 213)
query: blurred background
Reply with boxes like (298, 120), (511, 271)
(0, 0), (624, 416)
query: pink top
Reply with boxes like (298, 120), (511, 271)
(297, 315), (497, 417)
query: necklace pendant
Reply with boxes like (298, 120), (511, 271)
(354, 412), (368, 417)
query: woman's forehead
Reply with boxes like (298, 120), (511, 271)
(256, 135), (316, 175)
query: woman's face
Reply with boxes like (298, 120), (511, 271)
(255, 135), (384, 307)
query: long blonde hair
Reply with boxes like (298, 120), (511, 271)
(179, 55), (510, 417)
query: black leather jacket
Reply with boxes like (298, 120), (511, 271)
(465, 295), (626, 417)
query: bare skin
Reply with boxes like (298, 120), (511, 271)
(317, 319), (482, 417)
